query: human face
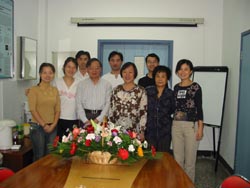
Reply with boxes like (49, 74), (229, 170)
(109, 54), (123, 72)
(87, 61), (102, 80)
(146, 57), (159, 73)
(77, 55), (89, 70)
(64, 61), (77, 78)
(155, 71), (168, 88)
(122, 65), (135, 84)
(40, 66), (54, 83)
(177, 63), (193, 81)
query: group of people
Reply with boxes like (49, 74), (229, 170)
(27, 50), (204, 182)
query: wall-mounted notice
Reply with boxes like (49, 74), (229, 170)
(0, 0), (14, 78)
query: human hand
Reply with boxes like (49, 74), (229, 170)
(25, 88), (30, 96)
(94, 119), (99, 124)
(84, 120), (91, 127)
(43, 124), (55, 133)
(138, 132), (145, 142)
(196, 127), (203, 141)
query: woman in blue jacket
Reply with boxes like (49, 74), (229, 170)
(145, 65), (175, 152)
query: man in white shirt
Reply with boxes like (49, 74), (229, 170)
(76, 58), (112, 126)
(102, 51), (124, 89)
(74, 50), (91, 81)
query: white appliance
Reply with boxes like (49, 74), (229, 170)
(0, 119), (16, 150)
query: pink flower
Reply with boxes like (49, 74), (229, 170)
(72, 127), (80, 139)
(128, 130), (137, 139)
(107, 141), (112, 146)
(111, 129), (118, 136)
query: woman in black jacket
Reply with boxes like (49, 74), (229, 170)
(145, 66), (175, 152)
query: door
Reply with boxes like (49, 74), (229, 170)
(235, 30), (250, 179)
(98, 40), (173, 84)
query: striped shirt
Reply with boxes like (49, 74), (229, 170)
(76, 78), (112, 123)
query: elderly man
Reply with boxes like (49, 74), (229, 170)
(76, 58), (112, 126)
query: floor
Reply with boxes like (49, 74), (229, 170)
(195, 156), (231, 188)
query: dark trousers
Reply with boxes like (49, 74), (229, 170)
(57, 119), (78, 141)
(84, 109), (102, 121)
(29, 122), (56, 161)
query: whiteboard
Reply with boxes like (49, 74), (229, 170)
(192, 67), (228, 127)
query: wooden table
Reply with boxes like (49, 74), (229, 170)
(0, 137), (33, 172)
(0, 153), (195, 188)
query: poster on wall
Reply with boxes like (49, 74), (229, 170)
(0, 0), (14, 78)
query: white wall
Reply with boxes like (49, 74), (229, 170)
(1, 0), (224, 145)
(46, 0), (223, 86)
(220, 0), (250, 169)
(2, 0), (249, 170)
(0, 0), (43, 123)
(46, 0), (224, 151)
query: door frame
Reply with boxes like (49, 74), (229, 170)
(235, 29), (250, 172)
(97, 39), (173, 74)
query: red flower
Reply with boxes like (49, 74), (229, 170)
(151, 145), (156, 157)
(86, 125), (94, 133)
(53, 136), (59, 147)
(85, 139), (91, 147)
(127, 130), (137, 139)
(118, 148), (129, 160)
(70, 149), (76, 155)
(70, 142), (77, 155)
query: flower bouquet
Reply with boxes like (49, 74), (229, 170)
(50, 119), (161, 164)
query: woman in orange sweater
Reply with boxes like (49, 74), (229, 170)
(28, 63), (60, 161)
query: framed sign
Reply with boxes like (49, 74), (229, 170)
(0, 0), (14, 78)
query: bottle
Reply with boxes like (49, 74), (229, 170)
(23, 123), (30, 136)
(17, 124), (24, 145)
(12, 126), (18, 145)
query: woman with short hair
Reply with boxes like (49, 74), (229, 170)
(145, 65), (174, 152)
(109, 62), (147, 140)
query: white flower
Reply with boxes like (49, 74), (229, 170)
(128, 144), (135, 152)
(113, 136), (122, 144)
(62, 135), (68, 143)
(80, 129), (86, 134)
(143, 140), (148, 148)
(94, 123), (102, 134)
(108, 122), (121, 134)
(133, 139), (141, 146)
(86, 133), (95, 140)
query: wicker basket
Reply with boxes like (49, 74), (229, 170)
(88, 151), (117, 165)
